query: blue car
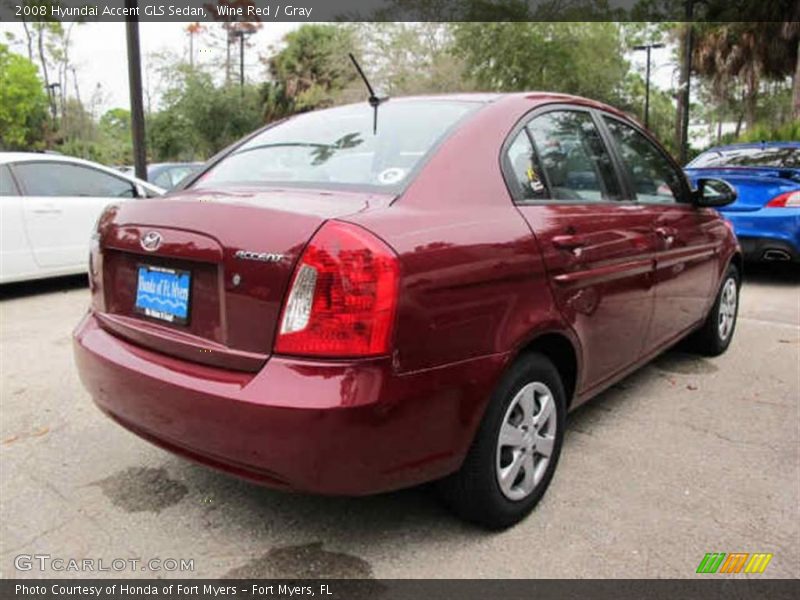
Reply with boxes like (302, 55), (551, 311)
(685, 142), (800, 264)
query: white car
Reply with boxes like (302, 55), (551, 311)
(0, 153), (164, 284)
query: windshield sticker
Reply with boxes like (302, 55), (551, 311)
(378, 168), (407, 185)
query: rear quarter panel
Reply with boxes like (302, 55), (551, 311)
(347, 96), (578, 375)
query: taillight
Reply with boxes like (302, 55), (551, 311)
(275, 221), (400, 358)
(88, 205), (116, 311)
(766, 191), (800, 207)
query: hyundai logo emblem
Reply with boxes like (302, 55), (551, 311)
(140, 231), (162, 252)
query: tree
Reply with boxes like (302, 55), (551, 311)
(618, 70), (678, 155)
(692, 19), (799, 128)
(98, 108), (133, 165)
(451, 23), (630, 106)
(203, 1), (263, 83)
(352, 23), (474, 97)
(781, 21), (800, 120)
(264, 25), (358, 119)
(148, 65), (262, 161)
(0, 43), (48, 149)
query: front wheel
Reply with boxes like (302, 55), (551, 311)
(436, 353), (566, 529)
(689, 263), (741, 356)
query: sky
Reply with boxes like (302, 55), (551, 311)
(1, 22), (676, 114)
(0, 21), (300, 112)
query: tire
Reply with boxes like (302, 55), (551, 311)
(689, 263), (741, 356)
(437, 353), (566, 530)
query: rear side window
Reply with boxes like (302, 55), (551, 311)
(0, 165), (18, 196)
(603, 118), (683, 204)
(195, 101), (477, 192)
(525, 111), (621, 202)
(505, 131), (548, 201)
(13, 162), (136, 198)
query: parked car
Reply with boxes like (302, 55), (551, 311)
(73, 94), (741, 529)
(119, 162), (204, 191)
(685, 142), (799, 263)
(1, 153), (164, 284)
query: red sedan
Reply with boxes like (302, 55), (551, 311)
(73, 93), (741, 529)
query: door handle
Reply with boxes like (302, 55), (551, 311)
(655, 227), (677, 247)
(552, 235), (588, 251)
(33, 205), (61, 214)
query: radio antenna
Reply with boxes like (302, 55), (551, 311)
(349, 53), (387, 135)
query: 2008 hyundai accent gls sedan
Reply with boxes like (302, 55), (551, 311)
(73, 93), (742, 529)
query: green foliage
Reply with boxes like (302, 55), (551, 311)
(451, 23), (630, 106)
(723, 121), (800, 145)
(619, 71), (678, 156)
(265, 24), (358, 120)
(352, 23), (474, 97)
(51, 101), (128, 165)
(97, 108), (133, 165)
(148, 66), (262, 162)
(0, 43), (48, 150)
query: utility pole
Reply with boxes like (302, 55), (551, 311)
(679, 0), (695, 164)
(232, 27), (254, 92)
(239, 30), (245, 88)
(633, 42), (665, 130)
(45, 82), (61, 122)
(125, 0), (147, 181)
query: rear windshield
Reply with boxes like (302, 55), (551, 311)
(193, 100), (478, 192)
(690, 146), (800, 169)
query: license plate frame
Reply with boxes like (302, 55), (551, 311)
(134, 264), (191, 325)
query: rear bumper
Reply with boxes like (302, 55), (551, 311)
(73, 312), (505, 495)
(723, 208), (800, 262)
(738, 237), (800, 263)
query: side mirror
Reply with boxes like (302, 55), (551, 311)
(693, 177), (737, 208)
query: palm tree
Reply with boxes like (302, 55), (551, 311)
(782, 21), (800, 120)
(692, 22), (798, 130)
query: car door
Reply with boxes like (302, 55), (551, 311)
(0, 164), (38, 283)
(10, 161), (137, 269)
(505, 107), (659, 394)
(600, 115), (720, 350)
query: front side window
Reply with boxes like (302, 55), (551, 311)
(12, 162), (136, 198)
(526, 110), (621, 202)
(194, 101), (477, 192)
(603, 118), (684, 204)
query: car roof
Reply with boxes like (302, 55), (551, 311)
(0, 152), (119, 168)
(0, 152), (165, 194)
(273, 92), (633, 131)
(386, 91), (626, 110)
(0, 152), (61, 164)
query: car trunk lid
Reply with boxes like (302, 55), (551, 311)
(95, 187), (392, 371)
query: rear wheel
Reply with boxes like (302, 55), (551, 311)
(437, 353), (566, 529)
(689, 264), (740, 356)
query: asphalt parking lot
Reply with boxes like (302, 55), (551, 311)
(1, 266), (798, 579)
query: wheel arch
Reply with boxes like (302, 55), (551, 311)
(512, 330), (581, 409)
(730, 251), (744, 280)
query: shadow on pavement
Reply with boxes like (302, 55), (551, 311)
(742, 262), (799, 286)
(0, 274), (88, 300)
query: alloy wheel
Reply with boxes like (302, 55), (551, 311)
(718, 277), (738, 341)
(495, 382), (557, 501)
